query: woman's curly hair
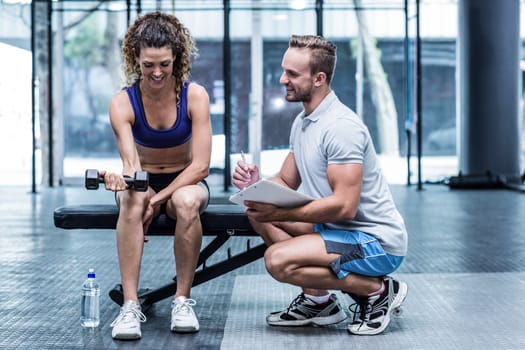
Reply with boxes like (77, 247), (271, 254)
(121, 11), (198, 99)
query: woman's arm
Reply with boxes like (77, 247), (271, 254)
(105, 90), (142, 190)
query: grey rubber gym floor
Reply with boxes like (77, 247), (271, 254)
(1, 181), (525, 349)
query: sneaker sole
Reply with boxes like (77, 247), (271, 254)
(112, 332), (142, 340)
(347, 281), (408, 336)
(267, 310), (347, 327)
(171, 326), (200, 333)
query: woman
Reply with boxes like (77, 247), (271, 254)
(102, 11), (212, 340)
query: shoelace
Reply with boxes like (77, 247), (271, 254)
(110, 305), (147, 327)
(285, 294), (307, 313)
(349, 300), (371, 324)
(173, 298), (197, 314)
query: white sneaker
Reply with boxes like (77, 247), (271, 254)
(110, 300), (147, 340)
(171, 296), (200, 333)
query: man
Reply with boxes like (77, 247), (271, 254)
(101, 12), (212, 340)
(232, 35), (408, 336)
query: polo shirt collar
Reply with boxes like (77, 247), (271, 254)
(301, 90), (336, 130)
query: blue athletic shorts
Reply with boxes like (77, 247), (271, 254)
(316, 224), (404, 278)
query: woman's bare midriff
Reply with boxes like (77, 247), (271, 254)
(136, 142), (191, 174)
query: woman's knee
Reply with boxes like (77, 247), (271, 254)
(168, 188), (205, 218)
(118, 192), (148, 218)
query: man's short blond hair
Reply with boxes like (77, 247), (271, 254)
(288, 35), (337, 84)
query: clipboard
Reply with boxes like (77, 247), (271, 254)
(229, 179), (314, 207)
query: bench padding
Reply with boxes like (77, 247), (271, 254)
(53, 204), (254, 235)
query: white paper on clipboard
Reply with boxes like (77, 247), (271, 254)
(229, 179), (314, 207)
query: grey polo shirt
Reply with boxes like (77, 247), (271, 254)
(290, 91), (408, 256)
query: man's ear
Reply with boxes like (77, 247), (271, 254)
(314, 71), (327, 86)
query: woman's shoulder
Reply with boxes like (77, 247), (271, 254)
(186, 81), (209, 100)
(110, 88), (131, 106)
(109, 88), (134, 122)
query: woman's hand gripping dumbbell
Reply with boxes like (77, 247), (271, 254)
(85, 169), (149, 191)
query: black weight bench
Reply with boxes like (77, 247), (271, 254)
(53, 203), (266, 309)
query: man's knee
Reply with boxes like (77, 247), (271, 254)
(264, 245), (290, 281)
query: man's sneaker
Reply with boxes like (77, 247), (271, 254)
(266, 293), (347, 326)
(110, 300), (147, 340)
(171, 296), (200, 333)
(347, 276), (408, 335)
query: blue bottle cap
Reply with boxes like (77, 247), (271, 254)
(87, 268), (96, 278)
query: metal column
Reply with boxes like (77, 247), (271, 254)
(454, 0), (521, 187)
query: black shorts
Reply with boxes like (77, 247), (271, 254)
(149, 172), (210, 214)
(149, 171), (183, 193)
(115, 171), (210, 214)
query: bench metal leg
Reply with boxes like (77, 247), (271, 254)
(109, 236), (266, 308)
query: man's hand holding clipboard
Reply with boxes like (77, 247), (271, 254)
(231, 152), (313, 223)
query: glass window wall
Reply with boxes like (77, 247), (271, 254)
(229, 1), (317, 177)
(9, 1), (505, 188)
(55, 0), (421, 185)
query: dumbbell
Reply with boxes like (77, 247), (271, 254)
(85, 169), (149, 191)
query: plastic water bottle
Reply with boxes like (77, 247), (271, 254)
(80, 268), (100, 328)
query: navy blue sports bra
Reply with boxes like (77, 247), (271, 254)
(125, 81), (192, 148)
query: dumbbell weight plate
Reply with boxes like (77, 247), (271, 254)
(133, 171), (149, 191)
(85, 169), (101, 190)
